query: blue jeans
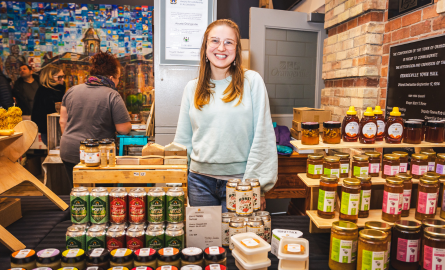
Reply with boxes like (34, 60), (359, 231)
(188, 172), (228, 212)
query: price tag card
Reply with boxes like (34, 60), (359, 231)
(186, 206), (222, 249)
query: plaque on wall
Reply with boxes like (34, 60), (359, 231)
(388, 0), (433, 20)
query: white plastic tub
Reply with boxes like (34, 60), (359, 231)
(233, 249), (271, 270)
(271, 229), (303, 256)
(278, 237), (309, 270)
(231, 232), (271, 264)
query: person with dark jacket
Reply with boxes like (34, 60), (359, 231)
(31, 64), (66, 145)
(13, 64), (40, 115)
(0, 62), (14, 109)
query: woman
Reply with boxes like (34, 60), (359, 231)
(60, 52), (131, 187)
(31, 64), (66, 145)
(174, 19), (278, 212)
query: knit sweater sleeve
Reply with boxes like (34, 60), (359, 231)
(243, 71), (278, 195)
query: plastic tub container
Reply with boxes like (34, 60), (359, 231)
(232, 249), (271, 270)
(231, 232), (271, 265)
(278, 238), (309, 270)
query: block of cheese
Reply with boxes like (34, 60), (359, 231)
(116, 156), (140, 165)
(164, 142), (187, 157)
(142, 143), (165, 156)
(140, 156), (164, 165)
(164, 156), (187, 165)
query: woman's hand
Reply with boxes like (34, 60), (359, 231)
(261, 196), (266, 211)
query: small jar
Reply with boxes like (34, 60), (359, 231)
(426, 121), (445, 143)
(323, 156), (341, 178)
(61, 249), (86, 269)
(205, 266), (225, 270)
(364, 151), (381, 177)
(382, 154), (400, 179)
(391, 220), (422, 270)
(411, 154), (428, 179)
(415, 173), (440, 221)
(157, 248), (181, 268)
(421, 150), (437, 172)
(181, 266), (202, 270)
(134, 248), (157, 268)
(317, 174), (339, 219)
(99, 140), (111, 167)
(403, 121), (422, 144)
(86, 248), (110, 269)
(408, 119), (427, 140)
(435, 153), (445, 178)
(329, 221), (358, 270)
(104, 138), (116, 167)
(397, 173), (413, 217)
(352, 155), (369, 177)
(203, 247), (226, 267)
(85, 142), (100, 167)
(85, 267), (105, 270)
(392, 151), (409, 173)
(110, 248), (133, 269)
(80, 140), (87, 164)
(36, 249), (62, 269)
(156, 267), (179, 270)
(422, 228), (445, 270)
(364, 221), (392, 270)
(335, 152), (350, 178)
(339, 178), (361, 222)
(109, 268), (129, 270)
(357, 229), (388, 270)
(181, 247), (203, 266)
(306, 154), (324, 179)
(382, 177), (404, 222)
(10, 249), (37, 270)
(323, 121), (341, 144)
(357, 174), (372, 218)
(301, 122), (320, 145)
(132, 267), (154, 270)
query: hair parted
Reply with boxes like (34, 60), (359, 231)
(39, 64), (63, 90)
(89, 51), (121, 78)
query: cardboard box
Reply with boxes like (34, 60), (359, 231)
(0, 198), (22, 227)
(290, 128), (301, 140)
(140, 156), (164, 165)
(293, 107), (331, 123)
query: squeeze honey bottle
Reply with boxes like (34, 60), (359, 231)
(373, 106), (386, 141)
(342, 106), (360, 142)
(359, 107), (377, 144)
(385, 107), (404, 144)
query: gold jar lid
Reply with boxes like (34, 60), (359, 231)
(412, 153), (428, 160)
(395, 220), (421, 231)
(438, 153), (445, 159)
(420, 150), (437, 157)
(384, 154), (400, 160)
(424, 172), (440, 180)
(343, 178), (361, 186)
(324, 156), (341, 162)
(424, 227), (445, 239)
(355, 174), (372, 182)
(397, 173), (413, 181)
(392, 151), (408, 158)
(422, 219), (445, 228)
(308, 154), (324, 160)
(353, 155), (369, 161)
(365, 221), (392, 232)
(359, 229), (387, 240)
(420, 174), (440, 184)
(386, 177), (404, 185)
(334, 152), (350, 158)
(332, 221), (358, 232)
(364, 151), (381, 158)
(320, 174), (339, 182)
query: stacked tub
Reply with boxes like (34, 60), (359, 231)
(277, 237), (309, 270)
(231, 232), (271, 270)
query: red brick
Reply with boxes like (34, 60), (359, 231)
(379, 99), (386, 108)
(381, 67), (388, 77)
(347, 19), (358, 30)
(385, 18), (401, 32)
(432, 16), (445, 31)
(411, 20), (431, 36)
(384, 11), (388, 22)
(380, 78), (387, 88)
(383, 33), (391, 43)
(337, 23), (348, 34)
(401, 10), (422, 27)
(392, 28), (410, 41)
(359, 13), (372, 26)
(371, 12), (384, 22)
(382, 55), (389, 65)
(352, 58), (358, 66)
(328, 27), (337, 37)
(343, 79), (354, 87)
(334, 80), (343, 87)
(356, 78), (380, 87)
(325, 81), (333, 87)
(321, 97), (329, 105)
(423, 5), (439, 20)
(380, 88), (387, 98)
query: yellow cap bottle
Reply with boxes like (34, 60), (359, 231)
(373, 106), (383, 115)
(347, 106), (357, 115)
(390, 107), (401, 116)
(364, 107), (374, 117)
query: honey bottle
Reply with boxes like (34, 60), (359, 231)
(385, 107), (404, 144)
(374, 106), (386, 141)
(359, 107), (377, 144)
(341, 106), (360, 142)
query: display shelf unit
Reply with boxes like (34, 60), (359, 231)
(290, 140), (445, 150)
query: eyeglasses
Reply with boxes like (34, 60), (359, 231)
(207, 37), (236, 50)
(54, 75), (66, 80)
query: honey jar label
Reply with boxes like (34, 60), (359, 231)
(377, 120), (385, 136)
(402, 189), (412, 210)
(369, 163), (379, 174)
(423, 245), (445, 270)
(318, 190), (335, 213)
(362, 123), (377, 138)
(236, 190), (253, 216)
(417, 191), (438, 214)
(85, 152), (100, 163)
(331, 238), (357, 263)
(428, 162), (436, 172)
(340, 192), (360, 215)
(362, 250), (385, 270)
(400, 163), (408, 173)
(79, 150), (85, 160)
(222, 222), (230, 246)
(226, 187), (237, 211)
(308, 164), (323, 175)
(436, 164), (445, 175)
(383, 191), (403, 214)
(359, 190), (371, 211)
(396, 238), (420, 262)
(384, 165), (399, 176)
(340, 164), (349, 174)
(324, 168), (340, 178)
(345, 122), (359, 137)
(387, 123), (403, 139)
(353, 166), (368, 177)
(412, 164), (427, 176)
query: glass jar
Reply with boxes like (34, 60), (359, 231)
(203, 246), (226, 266)
(86, 248), (110, 269)
(426, 121), (445, 143)
(435, 153), (445, 178)
(10, 249), (37, 270)
(385, 107), (404, 144)
(359, 107), (377, 144)
(364, 221), (392, 270)
(99, 140), (111, 167)
(382, 177), (404, 222)
(391, 220), (422, 270)
(104, 138), (116, 167)
(365, 151), (381, 177)
(134, 248), (157, 269)
(411, 154), (428, 179)
(357, 174), (372, 218)
(301, 122), (320, 145)
(342, 106), (360, 142)
(408, 119), (426, 140)
(340, 178), (361, 222)
(403, 121), (422, 144)
(85, 142), (100, 167)
(392, 151), (409, 173)
(422, 227), (445, 270)
(382, 154), (400, 179)
(357, 229), (388, 270)
(323, 121), (341, 144)
(61, 249), (86, 269)
(335, 152), (350, 178)
(306, 154), (324, 179)
(157, 247), (181, 268)
(317, 175), (339, 219)
(80, 140), (87, 164)
(323, 156), (341, 178)
(36, 249), (62, 269)
(181, 247), (203, 267)
(110, 248), (133, 269)
(415, 174), (440, 221)
(329, 221), (358, 270)
(397, 173), (413, 217)
(421, 150), (437, 172)
(352, 155), (369, 177)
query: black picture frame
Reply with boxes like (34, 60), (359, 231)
(388, 0), (434, 20)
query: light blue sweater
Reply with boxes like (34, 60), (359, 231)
(174, 70), (278, 194)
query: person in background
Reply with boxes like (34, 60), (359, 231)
(31, 64), (66, 145)
(174, 19), (278, 212)
(0, 61), (14, 109)
(12, 64), (40, 115)
(59, 51), (131, 187)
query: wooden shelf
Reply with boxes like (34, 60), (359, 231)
(290, 140), (445, 150)
(74, 164), (187, 170)
(0, 132), (22, 142)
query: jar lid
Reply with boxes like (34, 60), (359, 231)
(423, 219), (445, 228)
(392, 151), (408, 158)
(320, 174), (338, 182)
(135, 248), (157, 262)
(427, 121), (445, 128)
(99, 140), (112, 145)
(58, 268), (80, 270)
(308, 154), (323, 160)
(86, 139), (99, 142)
(343, 178), (361, 186)
(36, 249), (61, 264)
(395, 220), (421, 231)
(228, 178), (241, 183)
(353, 155), (369, 161)
(404, 121), (422, 128)
(365, 221), (392, 232)
(102, 138), (115, 142)
(346, 106), (357, 115)
(85, 142), (99, 147)
(205, 265), (226, 270)
(373, 106), (383, 115)
(87, 248), (110, 264)
(181, 247), (204, 262)
(109, 268), (129, 270)
(420, 150), (437, 157)
(438, 153), (445, 159)
(355, 174), (371, 182)
(323, 121), (341, 128)
(408, 119), (425, 124)
(389, 107), (401, 117)
(332, 221), (358, 232)
(420, 174), (440, 184)
(133, 267), (154, 270)
(324, 156), (340, 162)
(85, 267), (105, 270)
(334, 152), (350, 158)
(203, 246), (226, 262)
(61, 249), (85, 263)
(411, 153), (428, 160)
(364, 151), (381, 158)
(397, 173), (413, 181)
(158, 247), (181, 262)
(180, 266), (202, 270)
(80, 140), (87, 145)
(363, 107), (374, 117)
(424, 227), (445, 238)
(301, 122), (319, 129)
(386, 177), (404, 185)
(359, 229), (387, 240)
(110, 248), (133, 263)
(384, 154), (400, 160)
(10, 249), (36, 265)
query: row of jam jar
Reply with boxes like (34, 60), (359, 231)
(328, 219), (445, 270)
(307, 151), (445, 179)
(317, 172), (445, 223)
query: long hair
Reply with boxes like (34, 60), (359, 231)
(194, 19), (244, 110)
(40, 64), (63, 90)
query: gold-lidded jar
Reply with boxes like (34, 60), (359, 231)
(382, 177), (404, 223)
(420, 150), (437, 172)
(356, 174), (372, 218)
(306, 154), (324, 179)
(397, 173), (413, 217)
(335, 152), (350, 178)
(436, 153), (445, 178)
(352, 155), (369, 177)
(317, 174), (339, 219)
(392, 151), (409, 173)
(323, 156), (341, 179)
(365, 151), (381, 177)
(382, 154), (400, 179)
(391, 220), (422, 270)
(415, 173), (440, 221)
(329, 221), (358, 270)
(340, 178), (361, 223)
(411, 153), (428, 179)
(357, 229), (388, 270)
(422, 228), (445, 270)
(365, 221), (392, 270)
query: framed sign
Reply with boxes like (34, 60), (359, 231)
(388, 0), (433, 20)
